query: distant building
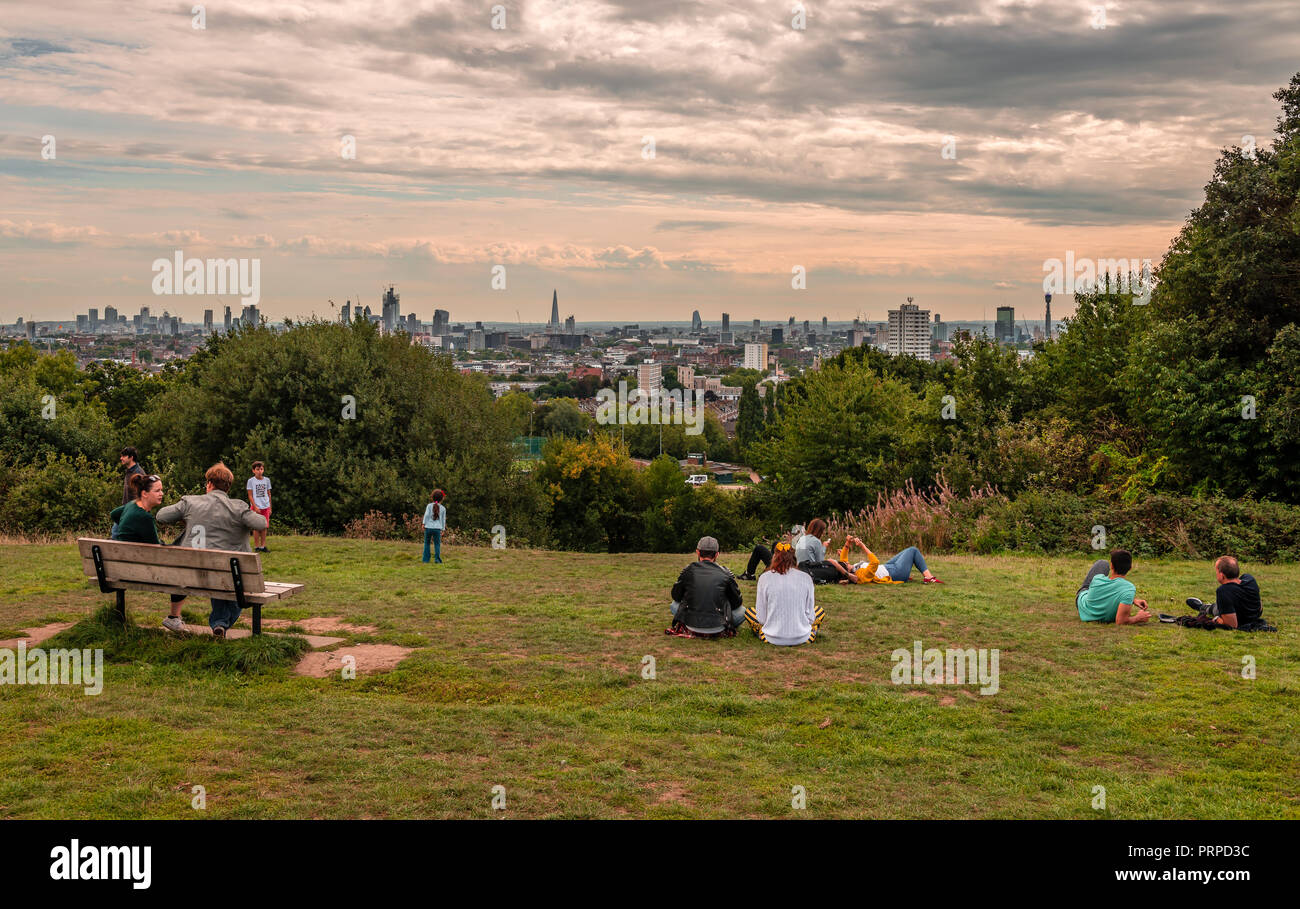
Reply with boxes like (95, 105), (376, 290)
(565, 314), (575, 334)
(89, 308), (99, 332)
(341, 301), (351, 324)
(637, 361), (662, 392)
(223, 306), (232, 332)
(752, 318), (761, 330)
(932, 312), (947, 342)
(203, 309), (213, 332)
(677, 365), (695, 389)
(995, 306), (1015, 344)
(432, 308), (449, 334)
(744, 342), (768, 371)
(719, 330), (735, 346)
(822, 316), (828, 330)
(381, 285), (400, 333)
(691, 310), (702, 331)
(887, 299), (931, 360)
(848, 329), (866, 347)
(549, 290), (560, 328)
(721, 313), (730, 331)
(770, 327), (784, 344)
(1044, 294), (1053, 340)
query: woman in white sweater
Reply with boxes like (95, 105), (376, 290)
(745, 542), (825, 645)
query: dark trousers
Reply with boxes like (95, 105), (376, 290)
(746, 542), (776, 575)
(1076, 559), (1109, 600)
(209, 598), (242, 632)
(799, 561), (843, 584)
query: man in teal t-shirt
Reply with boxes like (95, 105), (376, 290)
(1075, 549), (1151, 625)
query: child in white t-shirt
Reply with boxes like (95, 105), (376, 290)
(246, 461), (273, 552)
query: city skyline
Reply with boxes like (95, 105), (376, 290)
(3, 1), (1297, 323)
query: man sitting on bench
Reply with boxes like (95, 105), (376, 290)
(1187, 556), (1274, 631)
(1076, 549), (1150, 625)
(156, 462), (268, 638)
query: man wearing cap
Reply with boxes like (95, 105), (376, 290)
(670, 536), (745, 636)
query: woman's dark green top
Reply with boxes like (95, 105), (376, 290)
(110, 501), (160, 544)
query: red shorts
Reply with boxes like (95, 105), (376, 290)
(252, 506), (271, 522)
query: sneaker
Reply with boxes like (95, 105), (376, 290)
(212, 625), (226, 639)
(923, 576), (944, 584)
(738, 572), (756, 581)
(1186, 597), (1207, 612)
(162, 616), (185, 632)
(260, 547), (270, 553)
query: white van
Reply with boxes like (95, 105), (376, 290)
(685, 474), (709, 486)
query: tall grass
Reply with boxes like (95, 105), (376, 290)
(826, 476), (1005, 552)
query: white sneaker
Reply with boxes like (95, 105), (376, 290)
(162, 616), (185, 632)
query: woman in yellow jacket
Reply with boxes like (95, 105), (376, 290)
(836, 535), (943, 584)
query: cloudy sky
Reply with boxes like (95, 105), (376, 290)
(1, 0), (1297, 325)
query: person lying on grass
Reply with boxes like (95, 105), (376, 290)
(1076, 549), (1150, 625)
(744, 542), (824, 645)
(669, 535), (745, 637)
(834, 536), (942, 584)
(1186, 556), (1273, 631)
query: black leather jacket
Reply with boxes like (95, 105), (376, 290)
(671, 559), (742, 632)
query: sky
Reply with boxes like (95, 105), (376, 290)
(1, 0), (1297, 326)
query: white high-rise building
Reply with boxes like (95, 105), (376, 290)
(887, 299), (931, 360)
(743, 342), (768, 371)
(637, 361), (662, 392)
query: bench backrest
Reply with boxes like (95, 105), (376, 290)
(77, 538), (266, 596)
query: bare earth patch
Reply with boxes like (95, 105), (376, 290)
(259, 616), (379, 635)
(178, 623), (345, 649)
(0, 622), (75, 648)
(293, 644), (415, 678)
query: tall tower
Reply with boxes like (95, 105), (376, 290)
(549, 290), (560, 328)
(1044, 293), (1052, 340)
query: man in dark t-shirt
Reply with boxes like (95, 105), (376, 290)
(119, 446), (145, 505)
(1188, 556), (1266, 629)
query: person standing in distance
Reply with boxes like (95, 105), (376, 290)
(246, 461), (273, 552)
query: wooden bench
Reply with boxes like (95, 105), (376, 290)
(77, 538), (303, 635)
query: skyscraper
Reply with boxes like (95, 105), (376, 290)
(89, 308), (99, 332)
(995, 306), (1014, 344)
(341, 300), (351, 324)
(887, 298), (932, 360)
(549, 290), (560, 328)
(223, 306), (232, 332)
(104, 305), (118, 326)
(565, 314), (575, 333)
(744, 342), (768, 370)
(822, 316), (828, 330)
(771, 327), (784, 344)
(203, 309), (213, 332)
(691, 310), (702, 331)
(432, 309), (449, 334)
(382, 285), (400, 333)
(721, 312), (730, 331)
(1044, 294), (1052, 340)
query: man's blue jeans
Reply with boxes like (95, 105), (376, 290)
(884, 547), (928, 582)
(209, 598), (241, 632)
(423, 528), (442, 563)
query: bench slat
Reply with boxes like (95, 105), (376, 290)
(82, 579), (301, 604)
(77, 538), (263, 573)
(77, 538), (265, 594)
(79, 558), (264, 594)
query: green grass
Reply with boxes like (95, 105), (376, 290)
(1, 536), (1297, 819)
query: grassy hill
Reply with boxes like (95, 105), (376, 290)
(1, 537), (1297, 818)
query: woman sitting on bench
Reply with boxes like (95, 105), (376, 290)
(110, 473), (189, 632)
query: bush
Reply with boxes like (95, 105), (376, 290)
(0, 454), (119, 535)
